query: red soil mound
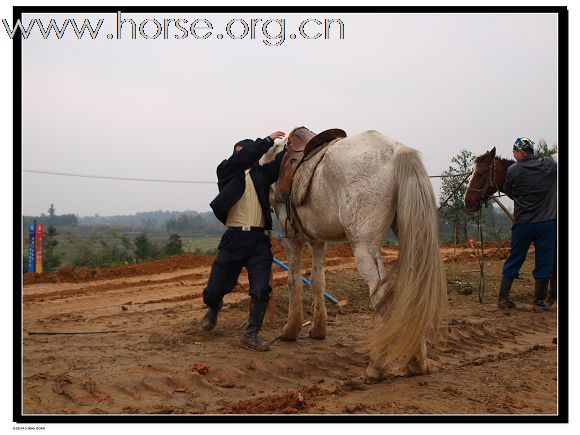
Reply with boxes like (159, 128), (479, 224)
(271, 237), (286, 260)
(23, 253), (216, 285)
(271, 239), (355, 260)
(327, 243), (354, 258)
(23, 239), (505, 287)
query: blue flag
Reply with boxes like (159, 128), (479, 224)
(28, 223), (35, 273)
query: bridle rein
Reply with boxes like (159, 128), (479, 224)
(466, 158), (499, 206)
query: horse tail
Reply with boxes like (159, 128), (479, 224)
(363, 147), (448, 369)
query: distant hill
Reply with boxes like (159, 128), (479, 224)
(77, 210), (218, 227)
(23, 210), (225, 235)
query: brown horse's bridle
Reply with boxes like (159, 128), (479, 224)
(466, 158), (498, 206)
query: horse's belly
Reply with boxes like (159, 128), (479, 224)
(296, 206), (345, 240)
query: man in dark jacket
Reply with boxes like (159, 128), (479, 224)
(202, 131), (286, 351)
(498, 137), (557, 312)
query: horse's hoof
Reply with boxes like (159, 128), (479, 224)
(405, 365), (428, 377)
(362, 366), (381, 383)
(308, 328), (326, 340)
(361, 371), (397, 384)
(362, 375), (380, 385)
(405, 358), (428, 376)
(281, 324), (300, 341)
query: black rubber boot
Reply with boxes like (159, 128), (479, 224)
(545, 276), (557, 306)
(202, 301), (223, 331)
(533, 278), (554, 312)
(497, 275), (517, 309)
(240, 298), (270, 351)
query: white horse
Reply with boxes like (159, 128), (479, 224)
(261, 129), (447, 379)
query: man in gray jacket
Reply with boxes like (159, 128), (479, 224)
(498, 137), (557, 312)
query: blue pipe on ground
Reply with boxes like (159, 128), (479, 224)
(272, 257), (338, 304)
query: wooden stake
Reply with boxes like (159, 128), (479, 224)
(492, 197), (514, 222)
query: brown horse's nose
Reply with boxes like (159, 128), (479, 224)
(464, 199), (479, 212)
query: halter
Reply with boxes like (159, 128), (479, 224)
(466, 158), (498, 206)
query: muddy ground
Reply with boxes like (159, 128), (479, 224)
(21, 242), (558, 415)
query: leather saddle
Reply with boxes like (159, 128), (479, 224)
(279, 127), (347, 196)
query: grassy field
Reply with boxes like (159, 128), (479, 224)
(182, 235), (221, 253)
(22, 231), (224, 273)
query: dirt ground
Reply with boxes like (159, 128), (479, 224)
(21, 242), (558, 415)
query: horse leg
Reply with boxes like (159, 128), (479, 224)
(351, 241), (387, 309)
(280, 237), (304, 341)
(405, 337), (427, 375)
(309, 241), (327, 339)
(361, 287), (400, 381)
(350, 240), (393, 380)
(365, 341), (426, 380)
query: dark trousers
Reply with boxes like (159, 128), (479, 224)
(549, 222), (558, 298)
(502, 219), (556, 280)
(202, 230), (273, 309)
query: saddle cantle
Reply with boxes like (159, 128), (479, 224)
(279, 127), (347, 196)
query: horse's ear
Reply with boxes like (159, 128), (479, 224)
(488, 147), (496, 160)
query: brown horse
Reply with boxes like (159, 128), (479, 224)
(464, 147), (557, 305)
(463, 147), (512, 212)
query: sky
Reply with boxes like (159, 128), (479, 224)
(20, 11), (558, 217)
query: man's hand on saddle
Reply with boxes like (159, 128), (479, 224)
(269, 131), (286, 141)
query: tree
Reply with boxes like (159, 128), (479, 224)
(142, 218), (158, 230)
(134, 234), (153, 263)
(480, 204), (512, 241)
(121, 235), (132, 250)
(166, 217), (177, 232)
(535, 138), (558, 158)
(23, 252), (28, 275)
(165, 233), (184, 256)
(43, 225), (61, 273)
(439, 149), (477, 243)
(96, 240), (134, 267)
(73, 245), (102, 268)
(149, 242), (161, 260)
(133, 234), (161, 263)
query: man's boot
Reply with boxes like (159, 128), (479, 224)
(545, 276), (557, 306)
(240, 298), (270, 351)
(202, 301), (223, 331)
(533, 278), (554, 312)
(497, 275), (517, 309)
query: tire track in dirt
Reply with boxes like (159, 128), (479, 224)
(23, 272), (209, 303)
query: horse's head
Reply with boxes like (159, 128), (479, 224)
(464, 147), (498, 212)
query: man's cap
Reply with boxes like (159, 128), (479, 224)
(513, 137), (535, 152)
(233, 139), (254, 152)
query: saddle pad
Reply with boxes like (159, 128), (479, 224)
(290, 137), (343, 207)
